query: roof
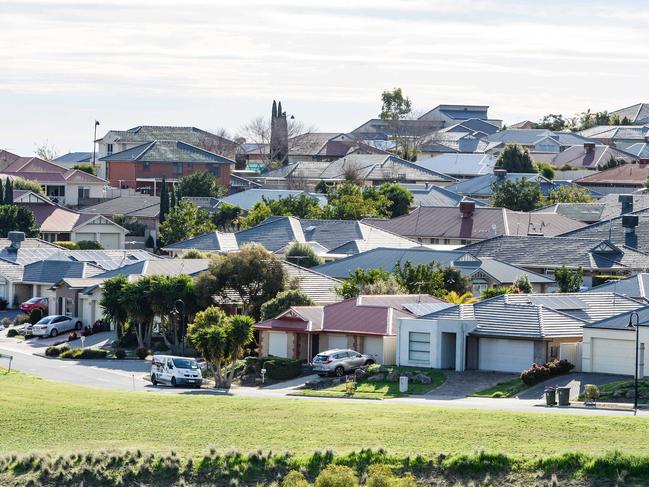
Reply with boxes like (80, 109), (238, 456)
(0, 262), (24, 282)
(623, 143), (649, 159)
(611, 103), (649, 124)
(161, 231), (239, 253)
(406, 184), (488, 208)
(217, 189), (327, 211)
(534, 203), (606, 223)
(82, 196), (161, 218)
(282, 261), (342, 304)
(94, 259), (210, 279)
(586, 274), (649, 302)
(100, 140), (235, 165)
(22, 260), (104, 284)
(578, 125), (649, 142)
(585, 304), (649, 330)
(446, 172), (550, 197)
(16, 202), (122, 233)
(574, 163), (649, 186)
(529, 145), (638, 169)
(416, 153), (496, 177)
(462, 235), (649, 270)
(53, 152), (93, 164)
(419, 132), (489, 154)
(364, 206), (585, 239)
(486, 129), (594, 147)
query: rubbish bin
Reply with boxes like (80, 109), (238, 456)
(544, 386), (556, 406)
(557, 387), (571, 406)
(399, 376), (409, 393)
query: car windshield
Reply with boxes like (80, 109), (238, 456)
(26, 297), (41, 303)
(35, 317), (54, 325)
(313, 354), (329, 362)
(172, 358), (198, 369)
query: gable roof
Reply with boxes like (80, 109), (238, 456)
(530, 145), (638, 169)
(574, 163), (649, 186)
(16, 202), (124, 233)
(578, 125), (649, 141)
(22, 260), (105, 284)
(611, 103), (649, 124)
(446, 172), (549, 197)
(585, 304), (649, 330)
(161, 231), (239, 253)
(100, 140), (235, 165)
(94, 258), (210, 280)
(405, 184), (488, 208)
(586, 273), (649, 302)
(53, 152), (93, 164)
(82, 195), (161, 218)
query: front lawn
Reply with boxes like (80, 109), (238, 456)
(3, 369), (649, 457)
(471, 378), (529, 398)
(579, 378), (649, 404)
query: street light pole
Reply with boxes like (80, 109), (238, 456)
(628, 311), (641, 413)
(175, 299), (186, 355)
(92, 120), (100, 169)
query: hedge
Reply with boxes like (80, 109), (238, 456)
(45, 345), (71, 357)
(59, 348), (108, 359)
(520, 359), (574, 386)
(261, 356), (302, 380)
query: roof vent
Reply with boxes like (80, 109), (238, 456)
(584, 142), (596, 151)
(7, 231), (25, 251)
(619, 194), (634, 214)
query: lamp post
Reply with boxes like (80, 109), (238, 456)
(175, 299), (186, 355)
(627, 310), (642, 413)
(92, 120), (100, 168)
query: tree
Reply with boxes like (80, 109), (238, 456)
(170, 184), (177, 209)
(187, 308), (255, 388)
(0, 179), (4, 204)
(158, 200), (216, 245)
(393, 260), (445, 296)
(284, 241), (323, 268)
(180, 249), (211, 259)
(195, 244), (286, 318)
(513, 274), (533, 293)
(491, 178), (542, 211)
(554, 265), (583, 293)
(34, 141), (57, 161)
(72, 163), (96, 175)
(264, 194), (322, 219)
(380, 87), (412, 120)
(99, 276), (129, 338)
(239, 201), (272, 229)
(178, 172), (224, 198)
(119, 278), (155, 348)
(545, 185), (593, 204)
(212, 202), (242, 231)
(480, 286), (517, 300)
(440, 265), (473, 295)
(495, 144), (536, 173)
(0, 205), (39, 237)
(358, 275), (407, 295)
(336, 268), (393, 299)
(148, 275), (196, 354)
(159, 177), (169, 224)
(536, 162), (555, 180)
(322, 182), (390, 219)
(12, 177), (43, 195)
(534, 114), (568, 131)
(443, 291), (477, 304)
(378, 88), (420, 162)
(378, 182), (413, 217)
(3, 179), (12, 204)
(260, 289), (315, 320)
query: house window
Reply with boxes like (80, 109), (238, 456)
(208, 164), (220, 176)
(143, 161), (150, 172)
(173, 162), (183, 175)
(408, 332), (430, 362)
(78, 187), (90, 199)
(107, 144), (113, 155)
(472, 279), (488, 295)
(46, 185), (65, 197)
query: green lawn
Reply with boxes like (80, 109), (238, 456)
(2, 370), (649, 457)
(578, 378), (649, 404)
(471, 378), (529, 398)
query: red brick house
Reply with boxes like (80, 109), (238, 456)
(100, 140), (234, 193)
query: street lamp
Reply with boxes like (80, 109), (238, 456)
(627, 310), (643, 413)
(92, 120), (100, 168)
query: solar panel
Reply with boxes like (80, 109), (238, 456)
(527, 295), (586, 310)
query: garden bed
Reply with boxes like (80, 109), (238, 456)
(578, 379), (649, 404)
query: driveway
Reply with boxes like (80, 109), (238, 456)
(517, 372), (626, 400)
(424, 370), (517, 399)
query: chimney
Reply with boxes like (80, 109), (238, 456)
(584, 142), (596, 152)
(619, 194), (634, 214)
(459, 201), (476, 219)
(494, 168), (507, 181)
(622, 214), (639, 248)
(7, 231), (25, 251)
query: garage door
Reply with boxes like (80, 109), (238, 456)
(99, 233), (120, 249)
(328, 335), (348, 350)
(268, 332), (288, 358)
(592, 338), (634, 375)
(363, 336), (383, 363)
(479, 338), (534, 372)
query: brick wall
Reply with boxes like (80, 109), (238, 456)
(107, 160), (231, 189)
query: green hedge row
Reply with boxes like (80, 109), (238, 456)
(59, 348), (108, 359)
(261, 356), (303, 380)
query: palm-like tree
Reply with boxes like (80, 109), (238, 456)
(443, 291), (477, 304)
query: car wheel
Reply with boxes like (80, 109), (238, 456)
(365, 359), (375, 366)
(50, 328), (58, 337)
(334, 366), (345, 377)
(151, 374), (158, 386)
(171, 377), (177, 387)
(75, 321), (82, 330)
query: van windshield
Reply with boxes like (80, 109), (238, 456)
(172, 358), (198, 369)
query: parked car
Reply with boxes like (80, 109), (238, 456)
(31, 315), (82, 337)
(151, 355), (202, 388)
(20, 297), (49, 314)
(311, 349), (375, 377)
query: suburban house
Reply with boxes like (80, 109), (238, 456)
(216, 189), (327, 212)
(461, 235), (649, 287)
(530, 144), (638, 169)
(312, 247), (555, 295)
(402, 184), (487, 208)
(364, 202), (585, 246)
(256, 154), (456, 190)
(286, 133), (387, 163)
(15, 191), (128, 248)
(578, 125), (649, 149)
(397, 292), (643, 373)
(99, 140), (234, 192)
(417, 104), (502, 128)
(418, 132), (490, 157)
(81, 195), (160, 240)
(415, 154), (496, 179)
(255, 294), (445, 364)
(573, 163), (649, 194)
(610, 103), (649, 125)
(0, 150), (108, 206)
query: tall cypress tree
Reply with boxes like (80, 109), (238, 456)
(159, 177), (169, 224)
(0, 178), (4, 205)
(170, 184), (177, 209)
(4, 179), (13, 205)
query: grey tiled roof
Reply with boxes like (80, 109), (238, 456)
(446, 172), (548, 197)
(100, 140), (235, 164)
(94, 259), (210, 279)
(0, 262), (24, 282)
(462, 235), (649, 270)
(534, 203), (607, 223)
(578, 125), (649, 141)
(82, 196), (160, 218)
(611, 103), (649, 124)
(529, 145), (638, 169)
(598, 194), (649, 220)
(586, 273), (649, 302)
(407, 185), (488, 208)
(162, 232), (238, 252)
(623, 143), (649, 158)
(486, 129), (594, 146)
(53, 152), (93, 164)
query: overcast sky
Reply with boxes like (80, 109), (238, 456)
(1, 0), (648, 155)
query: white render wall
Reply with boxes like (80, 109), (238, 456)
(582, 327), (649, 376)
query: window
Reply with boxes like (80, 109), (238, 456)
(46, 185), (65, 197)
(143, 161), (150, 172)
(106, 143), (113, 155)
(208, 164), (220, 176)
(173, 162), (183, 175)
(78, 187), (90, 199)
(408, 332), (430, 362)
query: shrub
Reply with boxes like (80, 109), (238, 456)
(261, 356), (302, 380)
(45, 345), (71, 357)
(115, 349), (127, 360)
(6, 328), (18, 338)
(584, 384), (600, 402)
(77, 240), (103, 250)
(145, 235), (155, 248)
(282, 470), (310, 487)
(59, 348), (108, 359)
(136, 347), (150, 360)
(53, 241), (80, 250)
(366, 464), (417, 487)
(28, 308), (44, 325)
(92, 320), (109, 333)
(521, 359), (574, 386)
(366, 363), (381, 376)
(0, 297), (7, 310)
(82, 326), (93, 337)
(1, 317), (11, 327)
(315, 464), (359, 487)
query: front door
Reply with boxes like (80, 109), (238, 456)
(311, 335), (320, 358)
(441, 332), (457, 370)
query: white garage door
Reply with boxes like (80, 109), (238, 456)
(592, 338), (635, 375)
(99, 233), (120, 249)
(268, 332), (288, 358)
(479, 338), (534, 372)
(328, 335), (348, 350)
(363, 336), (383, 363)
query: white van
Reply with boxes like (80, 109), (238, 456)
(151, 355), (202, 388)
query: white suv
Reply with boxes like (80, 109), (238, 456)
(311, 349), (375, 377)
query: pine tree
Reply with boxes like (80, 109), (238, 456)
(4, 179), (13, 205)
(159, 176), (169, 224)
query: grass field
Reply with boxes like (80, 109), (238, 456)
(471, 378), (529, 398)
(3, 370), (649, 457)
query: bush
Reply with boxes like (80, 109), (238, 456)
(77, 240), (103, 250)
(315, 464), (359, 487)
(82, 326), (93, 337)
(115, 349), (127, 360)
(136, 347), (150, 360)
(145, 235), (155, 248)
(6, 328), (19, 338)
(92, 320), (109, 333)
(28, 308), (44, 325)
(1, 317), (11, 328)
(261, 356), (302, 380)
(53, 241), (80, 250)
(366, 464), (417, 487)
(68, 331), (78, 341)
(282, 470), (310, 487)
(521, 359), (574, 386)
(14, 314), (30, 326)
(59, 348), (108, 359)
(45, 345), (71, 357)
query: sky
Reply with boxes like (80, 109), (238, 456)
(1, 0), (649, 155)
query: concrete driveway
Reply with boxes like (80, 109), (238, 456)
(424, 370), (518, 399)
(517, 372), (626, 400)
